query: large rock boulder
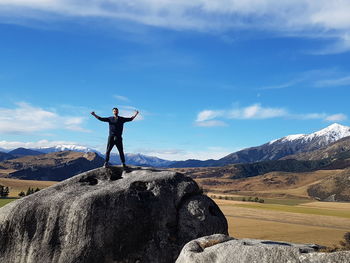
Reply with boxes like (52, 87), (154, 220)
(176, 234), (350, 263)
(0, 167), (228, 263)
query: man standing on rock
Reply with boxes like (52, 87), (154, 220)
(91, 108), (139, 169)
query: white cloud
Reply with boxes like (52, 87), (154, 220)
(311, 34), (350, 55)
(2, 1), (350, 53)
(195, 103), (348, 126)
(196, 110), (223, 122)
(231, 104), (287, 119)
(195, 104), (287, 126)
(290, 112), (348, 122)
(0, 102), (90, 134)
(114, 94), (130, 102)
(325, 114), (347, 122)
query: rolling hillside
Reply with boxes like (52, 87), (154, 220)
(0, 151), (104, 181)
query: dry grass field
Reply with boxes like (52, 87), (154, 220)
(1, 178), (349, 247)
(0, 178), (56, 197)
(214, 198), (350, 247)
(195, 169), (344, 199)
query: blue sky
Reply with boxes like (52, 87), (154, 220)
(0, 1), (350, 160)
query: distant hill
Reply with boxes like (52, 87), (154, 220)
(0, 151), (104, 181)
(0, 152), (14, 162)
(169, 123), (350, 168)
(173, 140), (350, 202)
(8, 147), (44, 158)
(307, 168), (350, 201)
(174, 156), (350, 181)
(109, 153), (175, 167)
(29, 145), (173, 168)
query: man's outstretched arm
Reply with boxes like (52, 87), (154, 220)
(124, 110), (139, 122)
(91, 111), (109, 122)
(131, 110), (139, 120)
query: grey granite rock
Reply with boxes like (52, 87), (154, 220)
(0, 167), (228, 263)
(176, 234), (350, 263)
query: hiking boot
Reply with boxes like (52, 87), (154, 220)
(103, 162), (110, 168)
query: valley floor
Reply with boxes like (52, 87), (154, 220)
(214, 197), (350, 247)
(1, 178), (349, 247)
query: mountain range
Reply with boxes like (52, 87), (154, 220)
(0, 145), (173, 168)
(1, 123), (350, 201)
(0, 151), (104, 181)
(168, 123), (350, 167)
(0, 123), (349, 168)
(174, 136), (350, 201)
(8, 147), (44, 158)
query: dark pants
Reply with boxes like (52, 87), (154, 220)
(105, 135), (125, 164)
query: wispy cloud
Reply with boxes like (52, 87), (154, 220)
(325, 114), (347, 122)
(289, 113), (347, 122)
(258, 68), (350, 91)
(228, 104), (287, 119)
(114, 94), (130, 102)
(2, 1), (350, 53)
(0, 102), (90, 134)
(195, 120), (227, 127)
(118, 105), (144, 121)
(259, 78), (304, 90)
(195, 103), (348, 126)
(314, 75), (350, 88)
(196, 110), (223, 122)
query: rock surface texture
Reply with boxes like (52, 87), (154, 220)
(176, 234), (350, 263)
(0, 167), (228, 263)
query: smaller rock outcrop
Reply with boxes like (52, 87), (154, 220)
(176, 234), (350, 263)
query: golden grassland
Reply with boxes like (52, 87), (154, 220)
(1, 178), (349, 247)
(214, 198), (350, 247)
(0, 178), (56, 197)
(195, 169), (344, 199)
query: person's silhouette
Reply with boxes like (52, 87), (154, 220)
(91, 107), (139, 168)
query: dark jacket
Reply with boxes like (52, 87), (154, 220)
(97, 116), (133, 136)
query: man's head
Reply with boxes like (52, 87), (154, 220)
(112, 107), (119, 116)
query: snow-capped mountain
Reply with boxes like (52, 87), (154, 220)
(0, 147), (8, 153)
(33, 145), (100, 154)
(17, 144), (173, 168)
(169, 123), (350, 167)
(108, 153), (175, 167)
(220, 123), (350, 164)
(3, 123), (349, 168)
(270, 123), (350, 146)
